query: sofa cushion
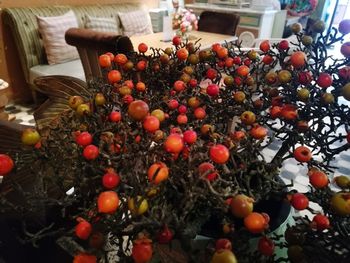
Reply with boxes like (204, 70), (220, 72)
(37, 10), (80, 65)
(118, 9), (153, 37)
(29, 59), (85, 84)
(84, 15), (120, 34)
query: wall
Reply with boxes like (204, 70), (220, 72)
(0, 0), (158, 102)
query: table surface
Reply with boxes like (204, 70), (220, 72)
(130, 31), (237, 52)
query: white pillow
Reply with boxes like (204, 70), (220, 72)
(118, 10), (153, 37)
(85, 15), (120, 34)
(37, 10), (79, 65)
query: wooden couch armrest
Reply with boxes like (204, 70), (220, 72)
(65, 28), (134, 81)
(65, 27), (134, 53)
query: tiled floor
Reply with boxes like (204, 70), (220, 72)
(4, 103), (36, 126)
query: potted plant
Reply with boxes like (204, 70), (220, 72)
(1, 20), (350, 263)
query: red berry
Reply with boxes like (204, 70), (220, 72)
(294, 146), (312, 163)
(177, 114), (188, 124)
(83, 145), (99, 160)
(209, 144), (230, 164)
(143, 116), (160, 133)
(258, 236), (275, 256)
(105, 52), (114, 61)
(176, 114), (188, 124)
(278, 40), (289, 50)
(76, 132), (93, 147)
(124, 80), (134, 89)
(97, 191), (119, 214)
(317, 73), (333, 88)
(206, 84), (220, 97)
(128, 100), (149, 121)
(176, 48), (189, 61)
(234, 77), (242, 86)
(262, 55), (273, 65)
(138, 43), (148, 53)
(298, 71), (313, 85)
(172, 36), (182, 46)
(270, 106), (282, 119)
(339, 66), (350, 80)
(132, 239), (153, 263)
(178, 105), (187, 114)
(174, 80), (186, 92)
(206, 68), (218, 80)
(164, 133), (184, 153)
(291, 193), (309, 210)
(73, 253), (96, 263)
(102, 172), (121, 189)
(194, 107), (206, 119)
(157, 225), (173, 244)
(225, 57), (234, 67)
(168, 99), (179, 110)
(0, 154), (14, 175)
(215, 239), (232, 251)
(136, 60), (147, 71)
(183, 130), (197, 144)
(198, 162), (217, 181)
(75, 220), (92, 240)
(135, 135), (142, 143)
(189, 79), (197, 87)
(211, 43), (221, 52)
(290, 51), (306, 69)
(109, 111), (122, 122)
(123, 95), (134, 104)
(218, 60), (226, 68)
(312, 214), (330, 231)
(99, 54), (111, 68)
(259, 40), (270, 53)
(232, 56), (241, 64)
(107, 70), (122, 83)
(216, 47), (228, 59)
(309, 171), (329, 188)
(244, 59), (251, 66)
(114, 54), (128, 65)
(236, 65), (249, 78)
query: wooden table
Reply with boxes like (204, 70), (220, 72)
(130, 31), (237, 52)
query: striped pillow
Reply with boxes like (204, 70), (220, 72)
(118, 10), (153, 37)
(85, 15), (120, 34)
(37, 10), (79, 65)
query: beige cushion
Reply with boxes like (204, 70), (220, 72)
(37, 10), (79, 65)
(29, 59), (85, 84)
(118, 10), (153, 37)
(84, 15), (120, 33)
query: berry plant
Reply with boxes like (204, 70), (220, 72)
(1, 20), (350, 263)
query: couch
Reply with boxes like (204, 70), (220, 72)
(2, 3), (144, 101)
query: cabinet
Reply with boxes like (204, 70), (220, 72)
(186, 3), (286, 40)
